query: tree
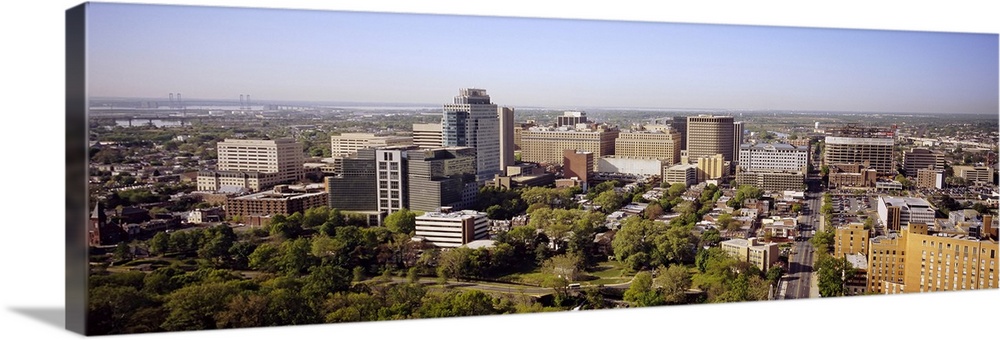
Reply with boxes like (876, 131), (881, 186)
(667, 183), (687, 198)
(643, 203), (664, 220)
(700, 228), (721, 246)
(655, 264), (692, 305)
(623, 271), (662, 307)
(816, 253), (855, 298)
(149, 232), (170, 255)
(383, 208), (417, 234)
(593, 190), (625, 213)
(160, 282), (238, 331)
(542, 253), (584, 282)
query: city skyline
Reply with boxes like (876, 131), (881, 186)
(86, 3), (998, 115)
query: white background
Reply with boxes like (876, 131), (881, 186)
(1, 1), (997, 339)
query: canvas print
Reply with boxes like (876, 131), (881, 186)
(71, 2), (1000, 336)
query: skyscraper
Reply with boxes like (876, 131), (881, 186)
(442, 88), (500, 182)
(499, 107), (515, 174)
(686, 115), (735, 163)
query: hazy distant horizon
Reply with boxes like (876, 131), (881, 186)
(88, 95), (998, 116)
(86, 3), (999, 115)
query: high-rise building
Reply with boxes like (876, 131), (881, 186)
(375, 146), (419, 215)
(198, 138), (303, 192)
(733, 121), (745, 166)
(330, 133), (413, 158)
(614, 128), (682, 165)
(902, 148), (945, 176)
(738, 143), (809, 172)
(442, 88), (500, 182)
(868, 222), (998, 294)
(686, 115), (735, 163)
(326, 148), (378, 212)
(563, 149), (593, 186)
(412, 123), (443, 149)
(556, 111), (588, 127)
(499, 107), (515, 174)
(823, 125), (895, 175)
(407, 147), (478, 213)
(518, 124), (618, 171)
(669, 116), (688, 151)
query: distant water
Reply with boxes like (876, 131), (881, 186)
(114, 119), (183, 128)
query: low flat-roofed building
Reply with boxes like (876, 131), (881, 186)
(720, 237), (779, 272)
(664, 163), (698, 187)
(952, 165), (996, 183)
(415, 209), (489, 248)
(225, 185), (328, 226)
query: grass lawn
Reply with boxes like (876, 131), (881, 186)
(581, 260), (632, 285)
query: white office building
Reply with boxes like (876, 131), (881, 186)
(415, 209), (489, 248)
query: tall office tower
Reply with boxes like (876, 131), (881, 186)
(557, 111), (589, 127)
(326, 148), (378, 212)
(902, 148), (945, 176)
(198, 138), (304, 192)
(823, 125), (895, 175)
(563, 149), (594, 186)
(499, 107), (516, 174)
(442, 88), (500, 182)
(686, 115), (735, 163)
(738, 143), (810, 172)
(375, 146), (419, 215)
(669, 116), (688, 151)
(614, 128), (682, 165)
(407, 147), (478, 213)
(519, 124), (618, 171)
(330, 133), (413, 158)
(733, 121), (745, 166)
(412, 123), (443, 149)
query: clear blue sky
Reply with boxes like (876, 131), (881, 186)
(86, 2), (999, 114)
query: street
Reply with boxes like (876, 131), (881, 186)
(782, 183), (822, 299)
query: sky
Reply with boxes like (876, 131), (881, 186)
(86, 2), (999, 114)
